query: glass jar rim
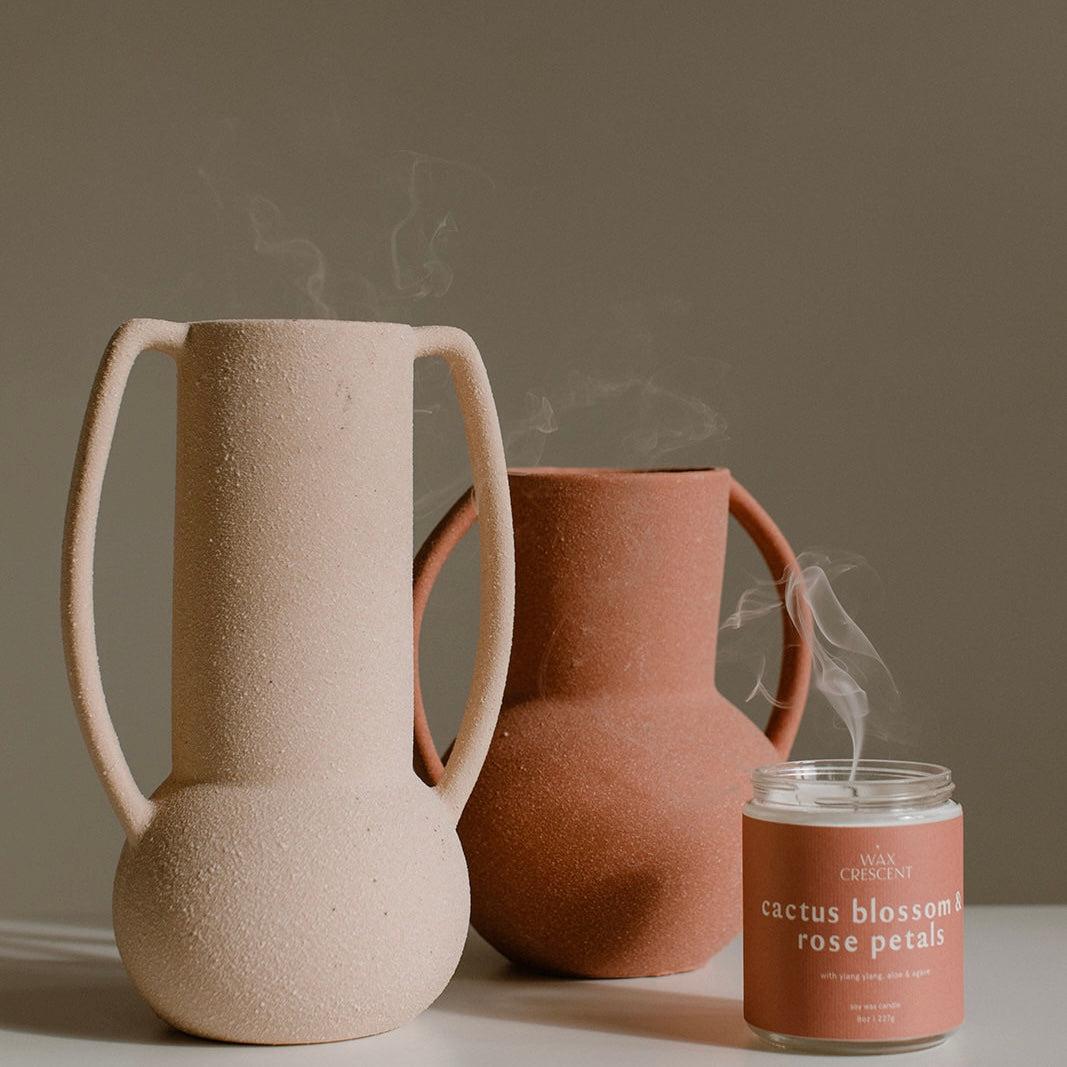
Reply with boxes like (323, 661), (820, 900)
(750, 759), (955, 810)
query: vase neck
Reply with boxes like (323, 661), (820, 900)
(168, 323), (417, 784)
(501, 469), (730, 702)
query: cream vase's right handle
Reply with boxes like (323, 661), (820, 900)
(728, 477), (812, 759)
(61, 318), (189, 845)
(411, 327), (514, 824)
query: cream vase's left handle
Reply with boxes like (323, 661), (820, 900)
(412, 326), (515, 824)
(61, 318), (189, 845)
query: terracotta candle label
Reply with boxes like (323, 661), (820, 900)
(742, 814), (963, 1042)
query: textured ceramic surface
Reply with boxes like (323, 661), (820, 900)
(413, 467), (809, 978)
(62, 319), (514, 1043)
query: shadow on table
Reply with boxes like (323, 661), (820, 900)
(439, 934), (756, 1049)
(0, 921), (197, 1045)
(1, 920), (758, 1050)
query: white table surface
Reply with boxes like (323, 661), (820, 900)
(0, 906), (1060, 1065)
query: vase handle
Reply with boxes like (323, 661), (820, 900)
(411, 328), (514, 822)
(61, 319), (188, 844)
(728, 477), (811, 758)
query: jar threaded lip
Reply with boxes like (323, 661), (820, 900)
(751, 759), (955, 810)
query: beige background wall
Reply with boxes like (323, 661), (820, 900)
(3, 2), (1064, 918)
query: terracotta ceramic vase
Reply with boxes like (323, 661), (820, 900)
(61, 319), (514, 1043)
(413, 467), (809, 978)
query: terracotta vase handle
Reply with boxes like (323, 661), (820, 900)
(413, 487), (478, 785)
(61, 319), (189, 843)
(728, 476), (811, 758)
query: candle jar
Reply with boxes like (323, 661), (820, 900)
(742, 760), (963, 1054)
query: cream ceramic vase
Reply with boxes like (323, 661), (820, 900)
(61, 319), (515, 1044)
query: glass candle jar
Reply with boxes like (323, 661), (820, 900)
(742, 760), (963, 1055)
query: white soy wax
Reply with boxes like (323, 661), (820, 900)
(742, 760), (963, 1055)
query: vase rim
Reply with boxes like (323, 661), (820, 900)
(506, 466), (729, 478)
(185, 318), (416, 328)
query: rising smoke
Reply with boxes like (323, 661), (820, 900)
(503, 369), (727, 468)
(243, 152), (487, 320)
(721, 550), (903, 771)
(248, 195), (333, 317)
(197, 130), (490, 322)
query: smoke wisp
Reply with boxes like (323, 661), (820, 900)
(197, 132), (491, 321)
(722, 550), (902, 772)
(248, 195), (333, 317)
(503, 369), (727, 469)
